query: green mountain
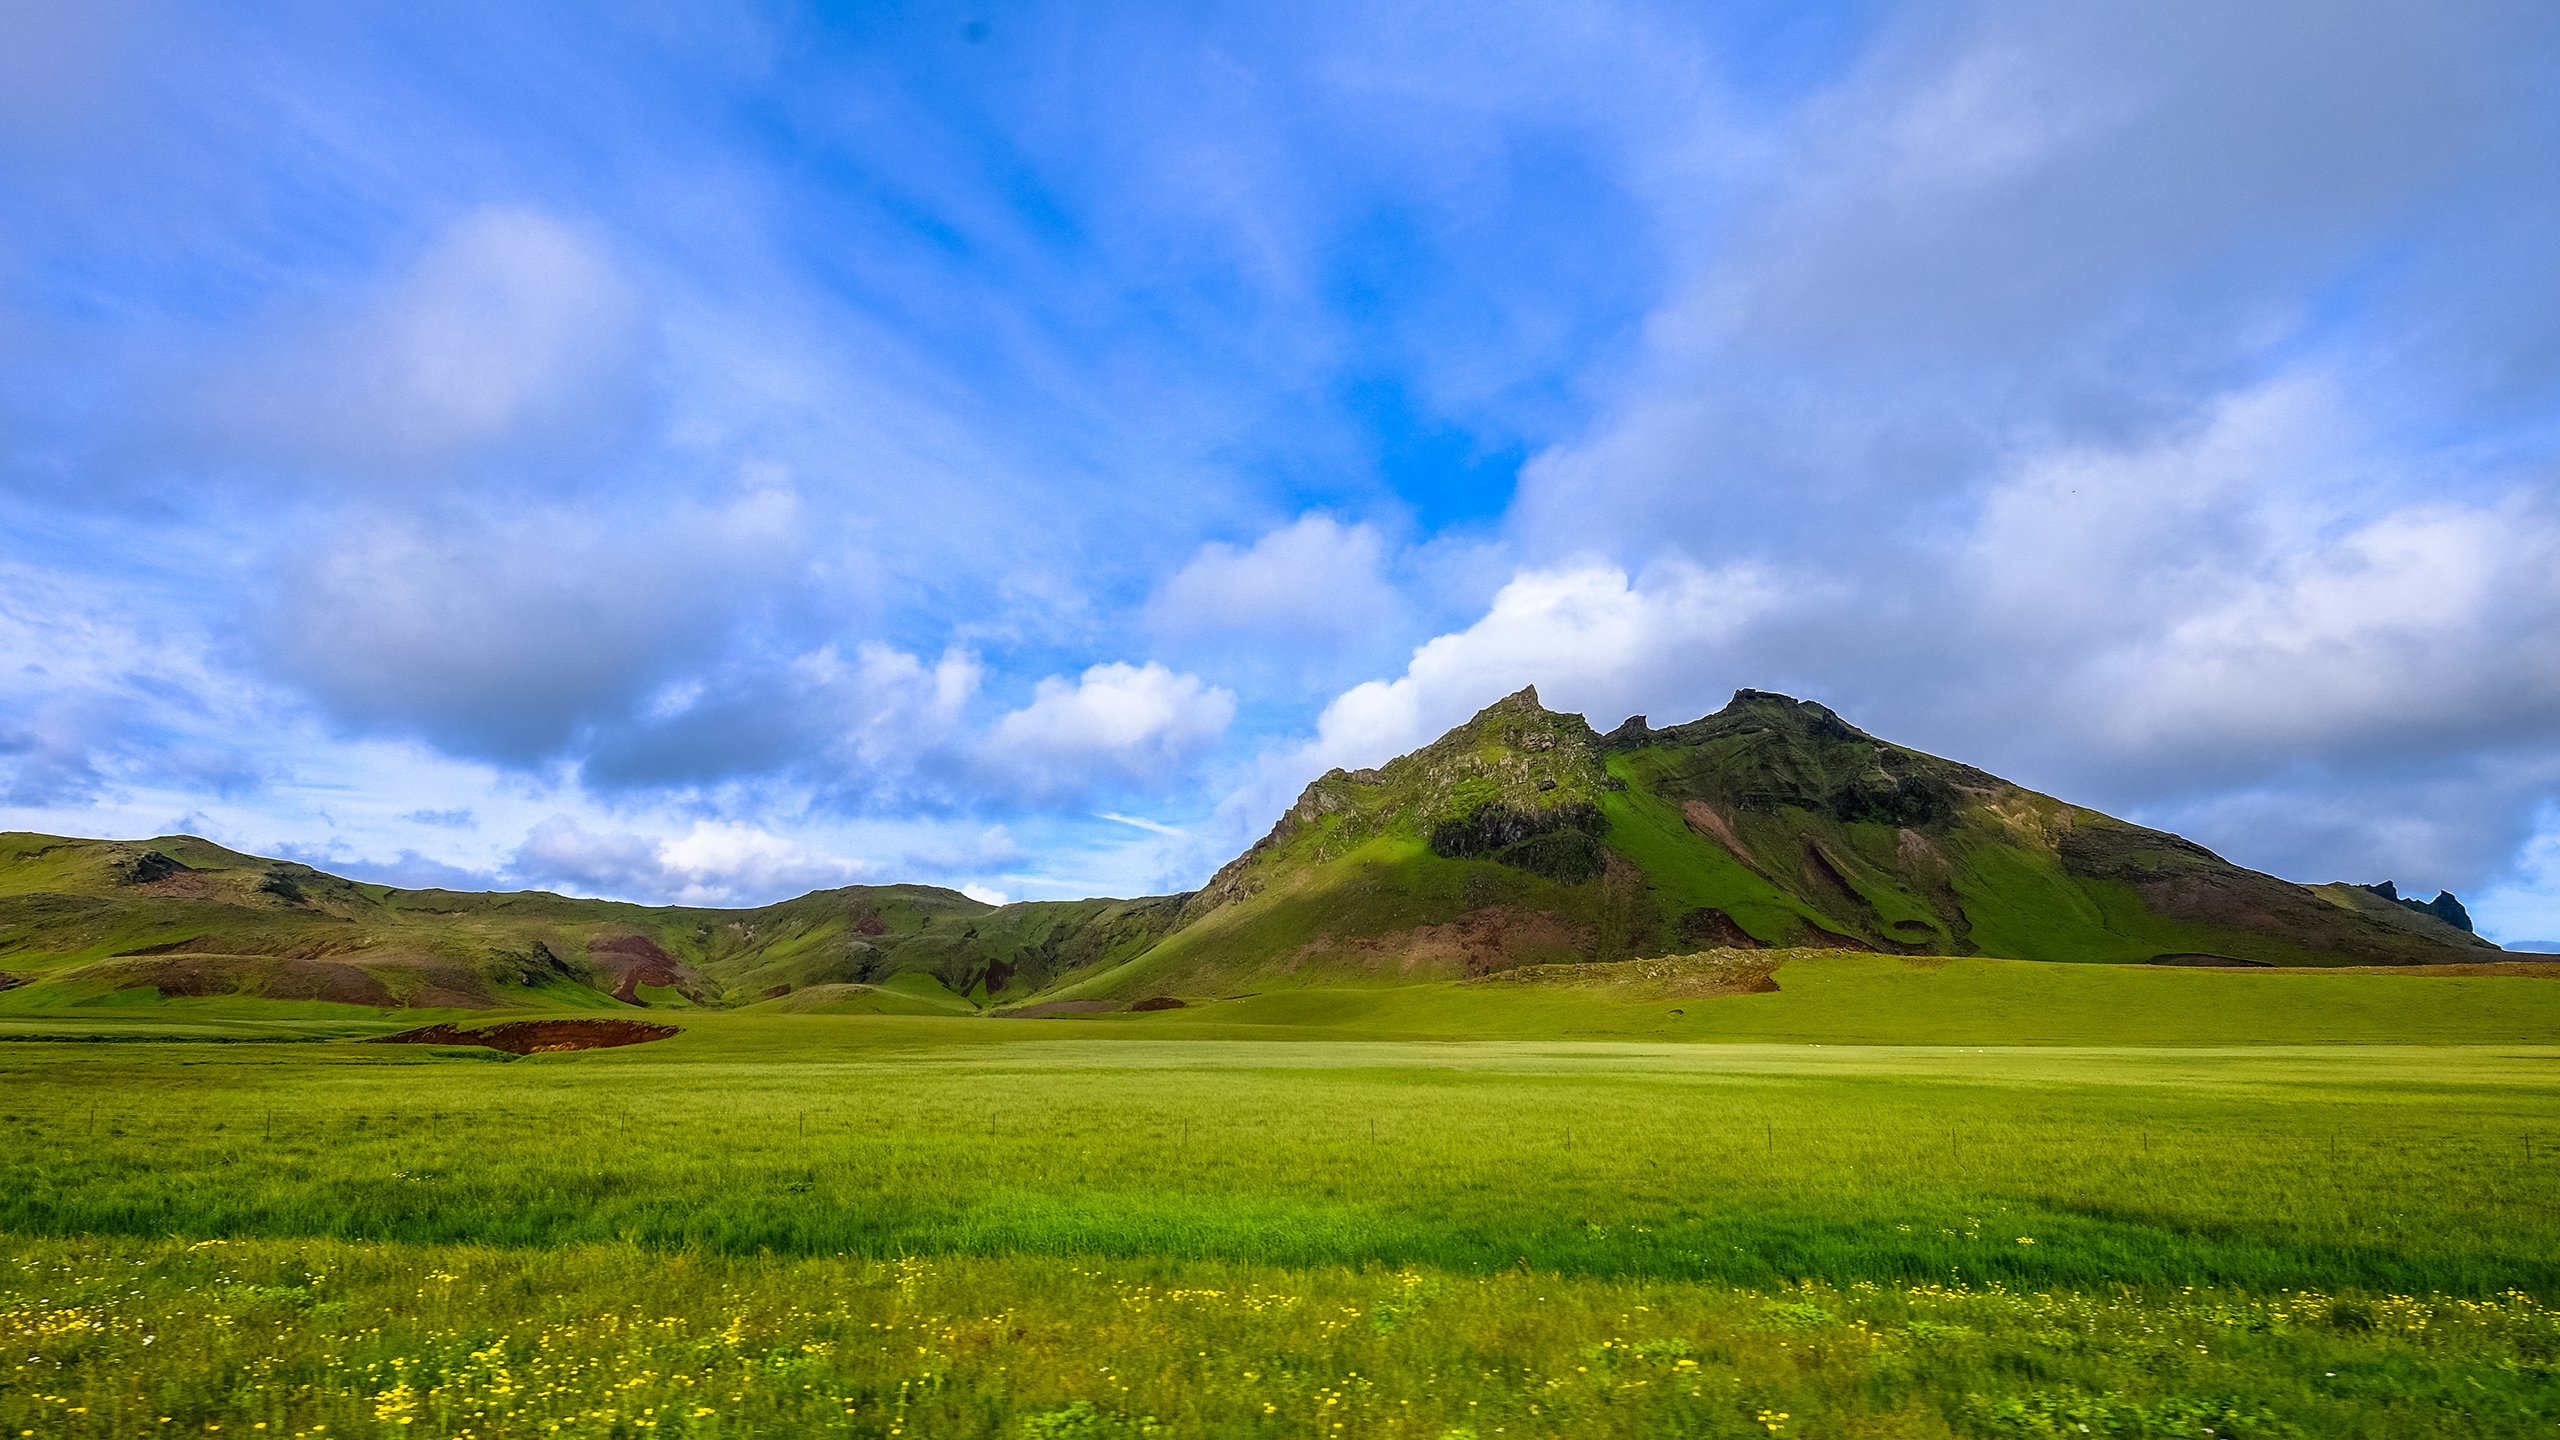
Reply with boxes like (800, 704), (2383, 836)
(1046, 688), (2496, 1000)
(0, 688), (2499, 1015)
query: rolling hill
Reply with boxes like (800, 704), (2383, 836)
(0, 688), (2501, 1014)
(0, 831), (1179, 1013)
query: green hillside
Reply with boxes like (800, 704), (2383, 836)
(0, 687), (2504, 1015)
(0, 830), (1179, 1013)
(1051, 688), (2496, 1000)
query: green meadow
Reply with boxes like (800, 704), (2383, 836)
(6, 956), (2560, 1436)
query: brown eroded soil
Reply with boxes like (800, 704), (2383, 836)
(1680, 801), (1769, 876)
(585, 933), (712, 1005)
(371, 1019), (680, 1054)
(131, 869), (226, 902)
(1325, 903), (1594, 979)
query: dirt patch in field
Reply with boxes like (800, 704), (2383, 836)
(1129, 996), (1188, 1011)
(2148, 953), (2273, 968)
(0, 972), (23, 992)
(371, 1019), (679, 1054)
(1321, 904), (1595, 979)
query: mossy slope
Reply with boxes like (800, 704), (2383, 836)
(1058, 688), (2499, 999)
(0, 831), (1179, 1013)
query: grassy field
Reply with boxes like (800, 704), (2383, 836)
(5, 961), (2559, 1435)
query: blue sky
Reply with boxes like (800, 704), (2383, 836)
(7, 0), (2560, 943)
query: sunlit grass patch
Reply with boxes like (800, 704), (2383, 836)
(6, 1235), (2559, 1438)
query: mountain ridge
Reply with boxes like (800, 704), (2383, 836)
(0, 687), (2503, 1014)
(1040, 687), (2493, 1003)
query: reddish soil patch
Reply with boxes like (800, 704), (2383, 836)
(1129, 996), (1188, 1011)
(1330, 904), (1594, 979)
(2136, 874), (2296, 935)
(762, 983), (793, 999)
(372, 1019), (679, 1054)
(855, 909), (889, 936)
(585, 933), (711, 1005)
(1680, 801), (1768, 875)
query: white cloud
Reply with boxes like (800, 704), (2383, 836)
(512, 816), (870, 907)
(2474, 807), (2560, 946)
(579, 641), (981, 800)
(1147, 514), (1401, 641)
(2084, 501), (2560, 767)
(209, 207), (648, 476)
(1186, 558), (1780, 881)
(1095, 812), (1187, 837)
(1965, 377), (2346, 644)
(817, 644), (982, 769)
(0, 558), (274, 807)
(264, 484), (802, 762)
(1301, 560), (1777, 771)
(959, 884), (1009, 905)
(1929, 374), (2560, 784)
(1511, 0), (2531, 564)
(979, 662), (1236, 799)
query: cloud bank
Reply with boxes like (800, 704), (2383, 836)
(3, 0), (2557, 937)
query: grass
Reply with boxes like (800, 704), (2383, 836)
(8, 1019), (2559, 1293)
(5, 963), (2559, 1435)
(9, 1235), (2559, 1439)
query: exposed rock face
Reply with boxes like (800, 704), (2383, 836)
(2426, 891), (2476, 933)
(115, 850), (186, 885)
(1428, 803), (1609, 883)
(2360, 881), (2478, 934)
